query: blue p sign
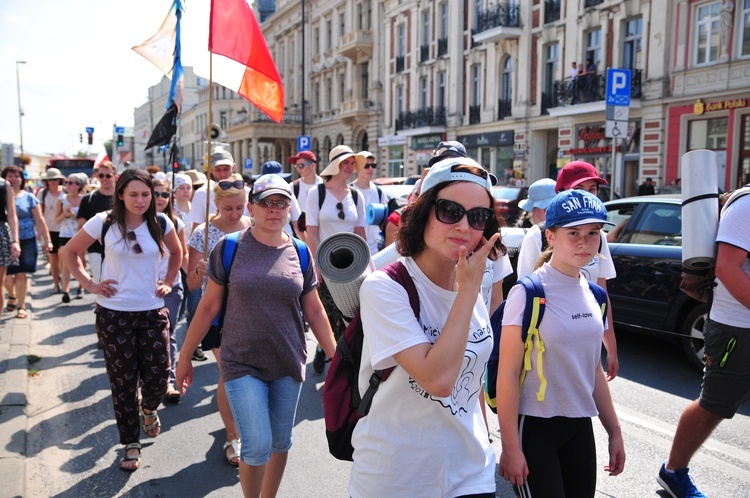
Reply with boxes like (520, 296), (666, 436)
(606, 68), (632, 106)
(297, 135), (311, 152)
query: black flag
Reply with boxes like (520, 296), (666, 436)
(145, 103), (177, 150)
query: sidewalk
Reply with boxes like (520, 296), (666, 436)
(0, 273), (35, 498)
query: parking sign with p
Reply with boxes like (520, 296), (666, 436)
(606, 68), (632, 106)
(297, 135), (311, 152)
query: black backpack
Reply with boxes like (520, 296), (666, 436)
(317, 182), (359, 210)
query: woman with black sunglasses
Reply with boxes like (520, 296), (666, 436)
(305, 145), (367, 373)
(348, 158), (504, 497)
(186, 172), (252, 466)
(62, 168), (182, 472)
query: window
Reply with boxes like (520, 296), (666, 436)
(220, 111), (227, 129)
(360, 63), (369, 99)
(358, 3), (365, 29)
(326, 20), (332, 51)
(688, 117), (728, 150)
(397, 23), (406, 56)
(326, 77), (333, 109)
(741, 0), (750, 57)
(313, 82), (320, 113)
(396, 85), (404, 116)
(340, 12), (345, 38)
(422, 10), (431, 47)
(437, 71), (446, 110)
(471, 64), (481, 106)
(623, 18), (642, 69)
(314, 27), (320, 55)
(439, 2), (449, 38)
(502, 58), (513, 102)
(545, 43), (559, 94)
(419, 76), (428, 109)
(694, 1), (721, 65)
(339, 73), (345, 104)
(586, 29), (602, 68)
(475, 0), (482, 30)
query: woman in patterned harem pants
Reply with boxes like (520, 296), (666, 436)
(62, 169), (182, 472)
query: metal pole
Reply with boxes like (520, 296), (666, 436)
(16, 61), (27, 159)
(611, 137), (618, 196)
(301, 0), (306, 136)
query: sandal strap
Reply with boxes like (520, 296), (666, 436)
(125, 442), (142, 451)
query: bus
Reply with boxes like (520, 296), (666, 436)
(46, 158), (95, 177)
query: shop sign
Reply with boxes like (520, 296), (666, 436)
(568, 124), (621, 155)
(377, 135), (408, 147)
(694, 98), (748, 115)
(457, 130), (514, 148)
(411, 134), (443, 150)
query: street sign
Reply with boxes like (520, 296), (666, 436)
(606, 68), (632, 106)
(297, 135), (311, 152)
(244, 158), (253, 170)
(85, 127), (94, 134)
(115, 126), (125, 134)
(605, 120), (627, 139)
(606, 105), (630, 122)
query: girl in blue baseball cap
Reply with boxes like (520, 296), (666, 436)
(497, 189), (625, 496)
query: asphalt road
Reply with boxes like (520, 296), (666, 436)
(22, 271), (750, 497)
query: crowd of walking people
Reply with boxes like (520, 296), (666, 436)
(13, 139), (748, 498)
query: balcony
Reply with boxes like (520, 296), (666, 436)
(420, 44), (430, 63)
(339, 98), (372, 124)
(545, 69), (643, 114)
(498, 98), (512, 119)
(584, 0), (604, 7)
(395, 107), (446, 132)
(338, 30), (373, 60)
(437, 37), (448, 57)
(469, 105), (481, 125)
(395, 55), (405, 73)
(473, 3), (522, 44)
(544, 0), (561, 24)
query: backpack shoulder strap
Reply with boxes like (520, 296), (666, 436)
(291, 237), (310, 274)
(156, 212), (168, 235)
(41, 189), (48, 214)
(222, 230), (242, 278)
(517, 273), (548, 402)
(376, 185), (383, 203)
(350, 187), (359, 206)
(535, 221), (548, 252)
(586, 280), (609, 327)
(293, 179), (300, 199)
(317, 183), (326, 210)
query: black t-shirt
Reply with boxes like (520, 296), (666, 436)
(77, 190), (113, 254)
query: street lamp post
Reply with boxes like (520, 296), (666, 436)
(16, 61), (27, 159)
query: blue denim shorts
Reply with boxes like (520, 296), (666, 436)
(700, 319), (750, 419)
(224, 374), (302, 466)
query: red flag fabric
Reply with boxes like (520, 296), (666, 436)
(209, 0), (284, 123)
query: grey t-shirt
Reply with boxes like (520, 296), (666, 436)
(208, 229), (316, 383)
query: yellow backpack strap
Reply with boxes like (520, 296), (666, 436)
(517, 273), (548, 402)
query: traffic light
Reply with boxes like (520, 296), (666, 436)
(117, 134), (124, 147)
(79, 133), (83, 143)
(87, 133), (93, 145)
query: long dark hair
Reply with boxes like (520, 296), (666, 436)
(111, 169), (164, 256)
(398, 164), (506, 259)
(151, 178), (176, 224)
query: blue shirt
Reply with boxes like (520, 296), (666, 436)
(15, 191), (39, 240)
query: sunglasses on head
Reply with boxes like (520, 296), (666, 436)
(256, 199), (290, 209)
(154, 192), (171, 199)
(125, 231), (142, 254)
(336, 202), (345, 220)
(433, 198), (495, 231)
(98, 173), (113, 179)
(218, 180), (245, 190)
(364, 163), (377, 169)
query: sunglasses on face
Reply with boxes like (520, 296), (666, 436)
(433, 198), (495, 231)
(98, 173), (113, 179)
(218, 180), (245, 190)
(295, 162), (309, 169)
(126, 231), (142, 254)
(256, 199), (290, 209)
(364, 163), (377, 169)
(336, 202), (345, 220)
(154, 192), (171, 199)
(64, 181), (78, 186)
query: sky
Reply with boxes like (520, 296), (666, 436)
(0, 0), (198, 157)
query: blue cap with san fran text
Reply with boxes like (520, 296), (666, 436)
(545, 190), (615, 228)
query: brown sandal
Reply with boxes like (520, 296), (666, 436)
(16, 308), (27, 319)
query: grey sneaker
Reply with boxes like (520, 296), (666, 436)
(657, 462), (706, 498)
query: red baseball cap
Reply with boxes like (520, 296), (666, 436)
(555, 161), (608, 192)
(288, 150), (317, 164)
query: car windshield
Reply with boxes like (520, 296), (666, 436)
(492, 187), (522, 201)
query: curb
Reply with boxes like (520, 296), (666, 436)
(0, 288), (32, 498)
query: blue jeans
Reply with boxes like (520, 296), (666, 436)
(224, 374), (302, 466)
(162, 282), (184, 384)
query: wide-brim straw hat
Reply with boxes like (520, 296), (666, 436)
(320, 145), (366, 177)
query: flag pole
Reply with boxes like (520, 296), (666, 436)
(204, 54), (214, 258)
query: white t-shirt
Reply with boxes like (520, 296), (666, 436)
(282, 195), (301, 238)
(350, 257), (496, 497)
(187, 184), (250, 226)
(305, 185), (366, 242)
(482, 254), (513, 311)
(503, 263), (605, 419)
(517, 226), (615, 282)
(83, 212), (174, 311)
(711, 194), (750, 327)
(350, 181), (386, 255)
(294, 176), (324, 212)
(158, 216), (184, 286)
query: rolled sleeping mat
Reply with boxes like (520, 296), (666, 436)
(366, 203), (389, 226)
(371, 242), (401, 270)
(316, 232), (374, 320)
(681, 149), (719, 270)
